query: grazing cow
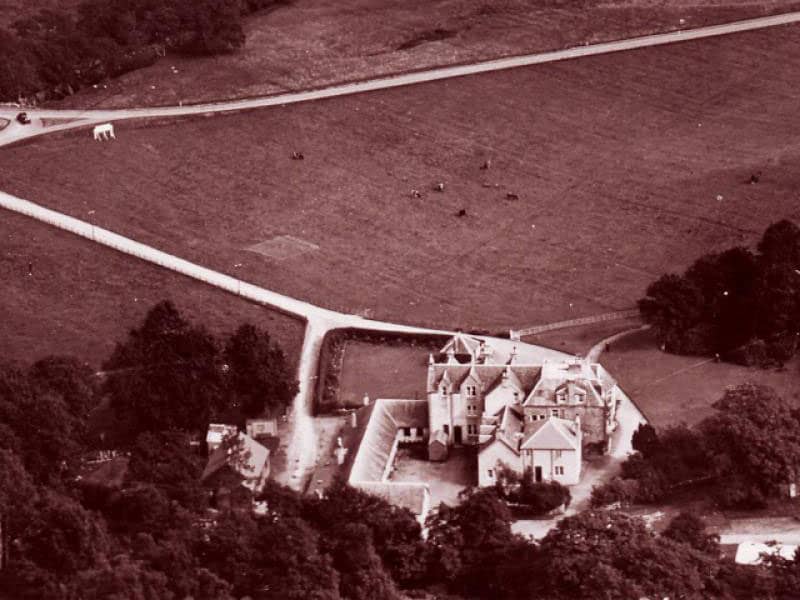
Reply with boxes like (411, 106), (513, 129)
(410, 189), (422, 199)
(291, 151), (305, 160)
(456, 208), (467, 217)
(434, 182), (445, 192)
(93, 123), (115, 141)
(749, 172), (761, 184)
(480, 160), (491, 170)
(506, 192), (519, 201)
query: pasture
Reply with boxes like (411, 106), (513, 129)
(52, 0), (800, 109)
(601, 329), (800, 429)
(0, 211), (304, 369)
(3, 25), (800, 332)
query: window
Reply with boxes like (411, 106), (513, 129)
(466, 385), (477, 396)
(441, 386), (447, 395)
(467, 424), (478, 435)
(551, 409), (560, 417)
(403, 427), (411, 437)
(416, 427), (424, 437)
(488, 469), (494, 479)
(528, 414), (535, 423)
(556, 391), (566, 403)
(443, 425), (449, 435)
(575, 393), (584, 403)
(555, 466), (564, 476)
(513, 391), (519, 402)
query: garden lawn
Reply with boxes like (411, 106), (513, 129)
(51, 0), (800, 109)
(601, 329), (800, 429)
(337, 341), (431, 407)
(3, 25), (800, 331)
(0, 211), (305, 369)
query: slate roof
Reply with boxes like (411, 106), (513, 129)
(524, 360), (611, 407)
(201, 432), (269, 483)
(428, 364), (541, 395)
(355, 482), (429, 517)
(521, 417), (580, 451)
(349, 399), (428, 483)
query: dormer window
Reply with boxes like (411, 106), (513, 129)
(441, 386), (448, 395)
(556, 390), (566, 404)
(574, 393), (584, 404)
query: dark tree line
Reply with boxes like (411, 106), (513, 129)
(639, 219), (800, 365)
(6, 301), (800, 598)
(592, 383), (800, 510)
(102, 300), (298, 439)
(0, 0), (286, 102)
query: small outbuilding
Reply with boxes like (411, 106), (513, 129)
(428, 429), (449, 462)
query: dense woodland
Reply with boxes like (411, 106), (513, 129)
(0, 0), (285, 102)
(1, 300), (800, 598)
(639, 219), (800, 366)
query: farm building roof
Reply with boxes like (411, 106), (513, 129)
(348, 399), (428, 483)
(201, 432), (269, 483)
(354, 482), (429, 518)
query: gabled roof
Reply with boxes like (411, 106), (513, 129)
(524, 360), (611, 407)
(428, 364), (541, 395)
(521, 417), (580, 451)
(202, 432), (269, 482)
(441, 333), (482, 358)
(349, 399), (428, 482)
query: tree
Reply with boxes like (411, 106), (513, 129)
(28, 355), (97, 419)
(126, 431), (205, 509)
(102, 301), (226, 434)
(638, 273), (707, 353)
(66, 554), (177, 600)
(0, 362), (86, 483)
(700, 383), (800, 508)
(495, 466), (571, 515)
(537, 511), (722, 599)
(303, 483), (426, 588)
(662, 512), (720, 556)
(224, 323), (298, 419)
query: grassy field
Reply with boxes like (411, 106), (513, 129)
(0, 211), (305, 370)
(337, 341), (431, 407)
(601, 329), (800, 429)
(51, 0), (800, 109)
(4, 25), (800, 332)
(0, 0), (81, 27)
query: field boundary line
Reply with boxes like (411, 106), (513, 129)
(511, 309), (640, 340)
(3, 11), (800, 145)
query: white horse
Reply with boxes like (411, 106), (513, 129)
(93, 123), (115, 141)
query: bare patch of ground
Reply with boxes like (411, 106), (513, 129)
(390, 444), (477, 507)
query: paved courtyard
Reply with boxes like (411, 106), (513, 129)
(389, 444), (477, 508)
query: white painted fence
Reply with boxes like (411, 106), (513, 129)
(0, 190), (318, 320)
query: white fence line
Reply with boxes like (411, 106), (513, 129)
(510, 309), (640, 340)
(0, 190), (320, 320)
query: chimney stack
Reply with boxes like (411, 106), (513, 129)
(351, 410), (358, 428)
(363, 394), (370, 406)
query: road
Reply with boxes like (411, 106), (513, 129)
(2, 10), (800, 147)
(4, 10), (797, 491)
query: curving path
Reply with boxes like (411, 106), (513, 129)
(2, 10), (800, 147)
(4, 11), (797, 490)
